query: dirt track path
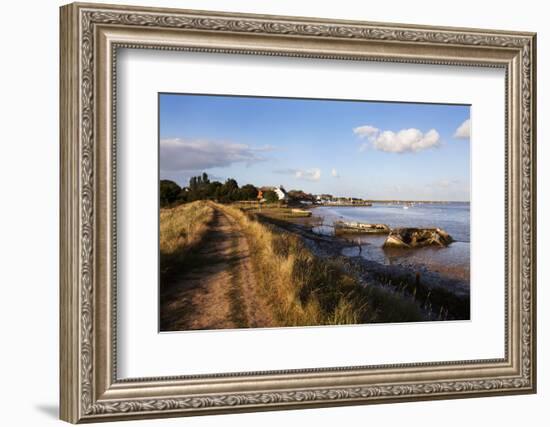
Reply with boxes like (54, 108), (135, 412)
(160, 206), (273, 331)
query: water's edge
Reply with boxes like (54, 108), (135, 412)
(310, 203), (470, 282)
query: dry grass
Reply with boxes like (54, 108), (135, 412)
(232, 203), (312, 218)
(216, 203), (423, 326)
(160, 201), (214, 281)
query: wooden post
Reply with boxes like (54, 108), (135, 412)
(257, 190), (263, 212)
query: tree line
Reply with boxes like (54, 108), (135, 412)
(160, 173), (279, 207)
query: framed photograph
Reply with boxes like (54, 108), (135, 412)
(60, 2), (537, 423)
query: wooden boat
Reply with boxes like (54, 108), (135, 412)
(334, 220), (390, 234)
(290, 208), (312, 217)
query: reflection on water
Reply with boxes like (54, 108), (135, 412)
(312, 203), (470, 281)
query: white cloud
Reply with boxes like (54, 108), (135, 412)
(454, 119), (471, 139)
(375, 128), (440, 153)
(274, 168), (321, 181)
(296, 168), (321, 181)
(331, 168), (340, 178)
(353, 125), (379, 139)
(354, 124), (441, 153)
(160, 138), (271, 171)
(373, 128), (440, 153)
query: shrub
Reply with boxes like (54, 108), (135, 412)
(160, 180), (181, 207)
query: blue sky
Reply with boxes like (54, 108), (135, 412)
(159, 93), (470, 201)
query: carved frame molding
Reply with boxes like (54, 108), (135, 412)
(60, 2), (536, 423)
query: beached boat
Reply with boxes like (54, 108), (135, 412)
(334, 220), (390, 234)
(383, 227), (453, 248)
(290, 208), (312, 217)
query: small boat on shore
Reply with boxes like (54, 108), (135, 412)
(334, 220), (390, 234)
(290, 208), (312, 217)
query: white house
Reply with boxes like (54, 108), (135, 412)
(274, 185), (288, 201)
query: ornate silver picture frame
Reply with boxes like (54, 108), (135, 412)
(60, 2), (536, 423)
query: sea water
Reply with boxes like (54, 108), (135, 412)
(312, 202), (470, 281)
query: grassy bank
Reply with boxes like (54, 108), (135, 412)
(217, 203), (423, 326)
(160, 201), (214, 283)
(253, 205), (468, 321)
